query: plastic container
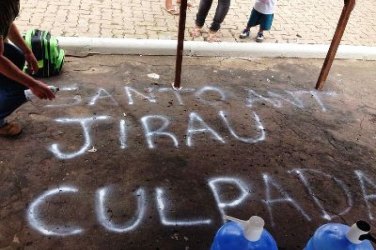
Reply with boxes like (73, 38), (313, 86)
(211, 215), (278, 250)
(304, 220), (375, 250)
(24, 85), (59, 101)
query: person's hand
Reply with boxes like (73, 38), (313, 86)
(24, 50), (39, 74)
(29, 81), (55, 100)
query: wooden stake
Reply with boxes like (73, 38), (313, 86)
(172, 0), (188, 90)
(316, 0), (356, 90)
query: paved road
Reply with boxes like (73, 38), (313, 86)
(16, 0), (376, 46)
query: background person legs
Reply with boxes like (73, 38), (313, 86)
(210, 0), (230, 32)
(191, 0), (213, 37)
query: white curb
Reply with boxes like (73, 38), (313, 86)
(58, 37), (376, 60)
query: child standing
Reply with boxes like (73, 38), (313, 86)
(239, 0), (277, 42)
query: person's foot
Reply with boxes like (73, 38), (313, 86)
(207, 31), (221, 42)
(190, 26), (202, 37)
(256, 32), (265, 43)
(164, 6), (180, 15)
(239, 29), (250, 39)
(0, 122), (22, 137)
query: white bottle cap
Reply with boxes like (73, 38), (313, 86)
(346, 221), (371, 244)
(224, 215), (265, 242)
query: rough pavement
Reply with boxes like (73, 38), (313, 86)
(0, 55), (376, 249)
(15, 0), (376, 46)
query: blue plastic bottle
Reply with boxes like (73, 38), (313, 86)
(305, 220), (375, 250)
(211, 215), (278, 250)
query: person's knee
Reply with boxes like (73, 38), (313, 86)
(4, 43), (25, 70)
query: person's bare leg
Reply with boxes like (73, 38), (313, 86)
(164, 0), (179, 14)
(165, 0), (173, 9)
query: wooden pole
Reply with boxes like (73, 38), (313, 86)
(316, 0), (356, 89)
(315, 0), (356, 90)
(172, 0), (188, 90)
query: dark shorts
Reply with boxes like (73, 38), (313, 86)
(247, 8), (274, 30)
(0, 43), (27, 122)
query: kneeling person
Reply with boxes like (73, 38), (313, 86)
(0, 0), (55, 137)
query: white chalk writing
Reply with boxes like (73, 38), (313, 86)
(96, 187), (146, 233)
(156, 188), (211, 226)
(27, 186), (83, 236)
(49, 116), (110, 159)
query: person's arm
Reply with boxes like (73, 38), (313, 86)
(7, 23), (39, 74)
(0, 35), (55, 100)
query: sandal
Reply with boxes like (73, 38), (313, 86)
(164, 7), (180, 15)
(190, 26), (202, 37)
(207, 31), (221, 42)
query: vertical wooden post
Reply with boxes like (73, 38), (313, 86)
(172, 0), (188, 90)
(316, 0), (356, 90)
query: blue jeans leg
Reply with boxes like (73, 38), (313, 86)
(210, 0), (231, 32)
(195, 0), (231, 31)
(195, 0), (213, 27)
(0, 43), (27, 125)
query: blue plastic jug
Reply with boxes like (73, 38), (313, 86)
(305, 221), (375, 250)
(211, 215), (278, 250)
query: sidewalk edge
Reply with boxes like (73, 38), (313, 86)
(58, 37), (376, 60)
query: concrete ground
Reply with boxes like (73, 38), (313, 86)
(16, 0), (376, 46)
(0, 55), (376, 249)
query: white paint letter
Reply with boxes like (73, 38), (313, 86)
(45, 85), (81, 108)
(186, 112), (225, 147)
(125, 86), (156, 105)
(156, 188), (211, 226)
(96, 187), (146, 233)
(267, 91), (305, 108)
(246, 89), (282, 108)
(355, 170), (376, 220)
(27, 186), (83, 236)
(262, 173), (311, 226)
(219, 111), (265, 143)
(208, 177), (250, 222)
(119, 119), (128, 149)
(195, 86), (226, 105)
(141, 115), (178, 149)
(158, 87), (195, 105)
(295, 90), (337, 112)
(49, 116), (110, 160)
(89, 88), (118, 106)
(290, 169), (353, 220)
